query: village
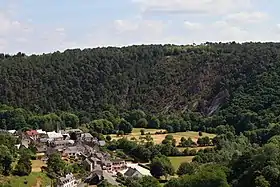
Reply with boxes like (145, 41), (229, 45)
(2, 128), (153, 187)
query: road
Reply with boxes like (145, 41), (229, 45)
(103, 171), (119, 186)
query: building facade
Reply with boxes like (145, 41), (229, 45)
(57, 173), (78, 187)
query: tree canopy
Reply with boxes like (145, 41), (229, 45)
(2, 43), (280, 134)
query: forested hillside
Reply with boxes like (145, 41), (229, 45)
(1, 43), (280, 132)
(3, 43), (280, 187)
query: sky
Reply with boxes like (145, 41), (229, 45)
(1, 0), (280, 54)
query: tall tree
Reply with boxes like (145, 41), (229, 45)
(118, 119), (133, 134)
(150, 155), (174, 179)
(165, 164), (229, 187)
(0, 145), (13, 175)
(47, 153), (66, 176)
(14, 149), (32, 176)
(60, 112), (79, 129)
(177, 162), (197, 176)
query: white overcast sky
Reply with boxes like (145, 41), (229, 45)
(1, 0), (280, 54)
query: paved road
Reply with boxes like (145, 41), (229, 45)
(78, 183), (88, 187)
(103, 171), (119, 186)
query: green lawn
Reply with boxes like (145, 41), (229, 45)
(0, 172), (52, 187)
(168, 156), (194, 171)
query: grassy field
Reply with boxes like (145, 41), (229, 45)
(168, 156), (194, 170)
(0, 172), (52, 187)
(110, 128), (216, 145)
(31, 160), (46, 172)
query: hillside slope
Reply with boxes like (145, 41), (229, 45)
(1, 43), (280, 131)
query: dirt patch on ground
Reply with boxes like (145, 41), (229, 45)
(32, 176), (42, 187)
(32, 160), (46, 172)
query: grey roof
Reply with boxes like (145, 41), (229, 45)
(93, 168), (103, 177)
(90, 157), (101, 163)
(104, 160), (112, 165)
(64, 146), (78, 153)
(84, 145), (95, 153)
(95, 153), (104, 159)
(64, 145), (85, 154)
(94, 164), (102, 171)
(52, 140), (74, 145)
(124, 168), (141, 177)
(81, 133), (93, 138)
(46, 147), (57, 156)
(36, 145), (47, 153)
(39, 138), (49, 143)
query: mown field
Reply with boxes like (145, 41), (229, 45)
(110, 128), (216, 146)
(168, 156), (195, 170)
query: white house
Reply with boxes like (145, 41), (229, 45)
(121, 163), (151, 177)
(57, 173), (78, 187)
(47, 131), (63, 141)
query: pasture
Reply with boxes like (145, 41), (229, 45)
(110, 128), (216, 146)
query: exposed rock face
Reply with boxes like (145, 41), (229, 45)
(197, 89), (230, 116)
(206, 89), (230, 116)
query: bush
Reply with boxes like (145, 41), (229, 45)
(177, 162), (197, 176)
(189, 149), (197, 156)
(106, 135), (112, 141)
(137, 118), (148, 128)
(165, 135), (174, 140)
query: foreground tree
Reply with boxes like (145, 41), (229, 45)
(177, 162), (197, 176)
(139, 176), (161, 187)
(118, 119), (133, 134)
(47, 152), (66, 176)
(0, 145), (13, 175)
(97, 180), (118, 187)
(150, 155), (174, 179)
(165, 164), (229, 187)
(14, 150), (32, 176)
(125, 176), (161, 187)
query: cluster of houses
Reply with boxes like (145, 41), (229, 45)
(2, 128), (151, 187)
(20, 129), (105, 160)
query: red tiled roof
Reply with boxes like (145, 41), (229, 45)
(26, 130), (39, 136)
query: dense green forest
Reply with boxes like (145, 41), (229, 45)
(3, 42), (280, 186)
(1, 43), (280, 133)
